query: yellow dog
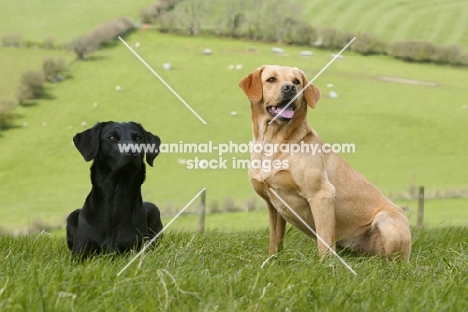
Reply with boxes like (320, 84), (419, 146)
(239, 65), (411, 260)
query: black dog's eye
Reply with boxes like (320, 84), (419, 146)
(109, 135), (118, 142)
(266, 77), (276, 83)
(134, 136), (142, 142)
(293, 79), (301, 85)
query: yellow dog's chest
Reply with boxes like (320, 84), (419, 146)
(250, 168), (316, 233)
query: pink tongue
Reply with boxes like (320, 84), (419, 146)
(278, 106), (294, 119)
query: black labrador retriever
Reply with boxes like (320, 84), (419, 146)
(66, 121), (163, 258)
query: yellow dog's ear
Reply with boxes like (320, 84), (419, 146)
(239, 66), (265, 103)
(300, 71), (321, 109)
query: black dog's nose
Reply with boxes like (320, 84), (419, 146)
(281, 84), (297, 95)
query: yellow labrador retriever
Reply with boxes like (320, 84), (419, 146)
(239, 65), (411, 260)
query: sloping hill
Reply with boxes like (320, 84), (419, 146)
(0, 30), (467, 230)
(0, 0), (152, 42)
(301, 0), (468, 48)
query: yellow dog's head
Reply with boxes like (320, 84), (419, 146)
(239, 65), (321, 124)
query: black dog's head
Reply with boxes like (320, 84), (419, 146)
(73, 122), (161, 171)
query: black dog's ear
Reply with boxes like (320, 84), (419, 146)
(144, 130), (161, 167)
(73, 123), (103, 161)
(132, 122), (161, 167)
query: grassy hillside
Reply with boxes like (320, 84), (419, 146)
(205, 0), (468, 49)
(2, 0), (468, 49)
(0, 30), (467, 231)
(301, 0), (468, 48)
(0, 0), (152, 42)
(0, 48), (74, 101)
(1, 227), (467, 310)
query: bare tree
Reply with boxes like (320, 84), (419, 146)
(262, 0), (306, 43)
(176, 0), (212, 35)
(43, 57), (67, 82)
(225, 0), (247, 37)
(244, 0), (263, 40)
(68, 35), (99, 60)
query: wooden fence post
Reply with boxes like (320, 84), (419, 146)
(199, 189), (206, 233)
(417, 186), (424, 228)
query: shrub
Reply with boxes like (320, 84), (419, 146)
(43, 57), (66, 82)
(15, 84), (33, 104)
(431, 44), (461, 65)
(223, 197), (237, 212)
(318, 27), (338, 49)
(1, 33), (22, 47)
(387, 41), (468, 66)
(140, 3), (159, 24)
(352, 32), (382, 55)
(456, 50), (468, 66)
(89, 26), (114, 45)
(68, 17), (134, 59)
(16, 70), (44, 103)
(0, 99), (15, 130)
(158, 12), (177, 33)
(389, 41), (435, 62)
(334, 31), (356, 50)
(43, 35), (55, 49)
(68, 35), (99, 60)
(116, 16), (134, 30)
(140, 0), (181, 24)
(208, 200), (221, 213)
(284, 20), (316, 45)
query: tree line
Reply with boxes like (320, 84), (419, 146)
(139, 0), (468, 66)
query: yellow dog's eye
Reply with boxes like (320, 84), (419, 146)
(267, 77), (276, 82)
(293, 79), (301, 85)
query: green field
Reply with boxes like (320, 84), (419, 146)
(161, 197), (468, 233)
(1, 0), (468, 231)
(2, 0), (468, 48)
(1, 227), (467, 310)
(0, 30), (467, 231)
(301, 0), (468, 48)
(1, 2), (467, 310)
(0, 0), (152, 42)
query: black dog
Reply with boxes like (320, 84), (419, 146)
(66, 121), (163, 258)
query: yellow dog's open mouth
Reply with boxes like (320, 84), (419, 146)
(267, 101), (296, 120)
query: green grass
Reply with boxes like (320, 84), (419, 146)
(159, 197), (468, 233)
(0, 48), (73, 101)
(0, 0), (152, 43)
(1, 227), (467, 310)
(0, 30), (467, 231)
(162, 211), (269, 233)
(302, 0), (468, 48)
(2, 0), (468, 49)
(199, 0), (468, 49)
